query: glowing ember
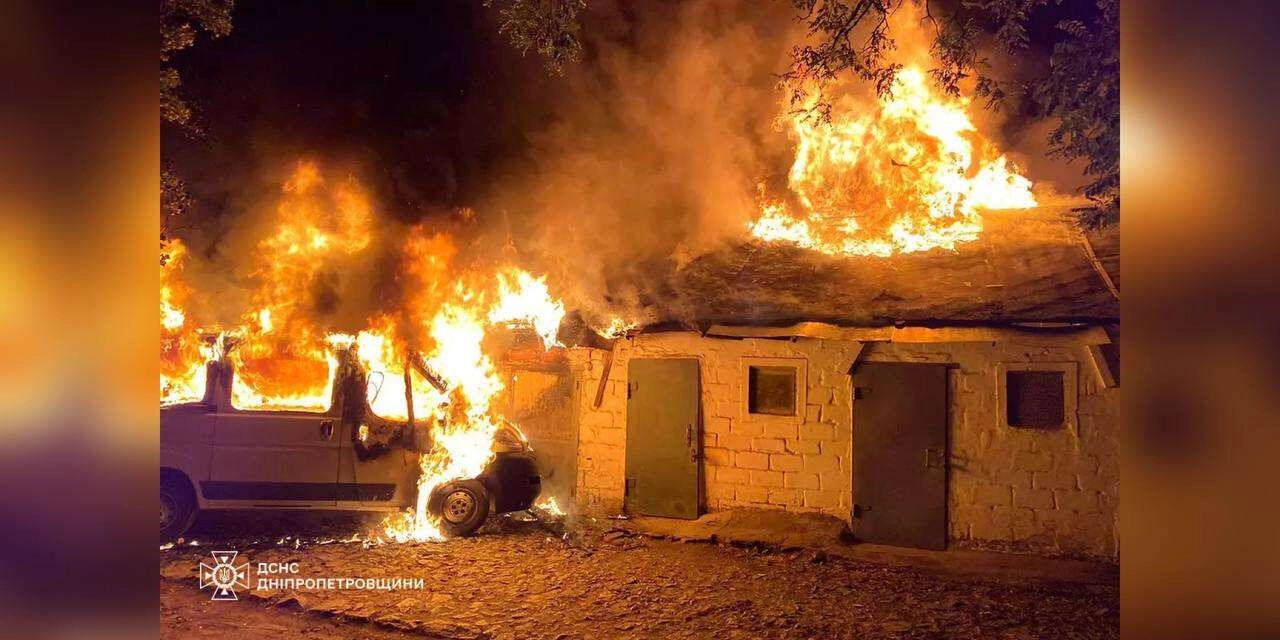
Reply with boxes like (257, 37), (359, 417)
(750, 57), (1036, 256)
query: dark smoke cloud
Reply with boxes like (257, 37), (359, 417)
(478, 0), (798, 326)
(174, 157), (400, 333)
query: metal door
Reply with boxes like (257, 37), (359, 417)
(852, 363), (948, 549)
(625, 358), (700, 518)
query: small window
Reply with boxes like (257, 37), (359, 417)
(748, 366), (797, 416)
(1005, 370), (1065, 428)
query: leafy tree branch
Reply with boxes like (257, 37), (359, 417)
(161, 0), (235, 130)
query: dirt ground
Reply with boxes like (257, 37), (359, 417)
(160, 512), (1118, 640)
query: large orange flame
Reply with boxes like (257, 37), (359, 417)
(355, 229), (566, 541)
(751, 7), (1036, 256)
(227, 161), (373, 412)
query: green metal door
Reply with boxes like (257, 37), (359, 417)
(852, 363), (948, 549)
(625, 358), (701, 518)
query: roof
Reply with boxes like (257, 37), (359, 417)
(635, 206), (1118, 328)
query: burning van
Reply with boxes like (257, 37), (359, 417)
(160, 337), (540, 541)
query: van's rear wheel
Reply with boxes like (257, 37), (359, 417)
(161, 477), (197, 541)
(428, 479), (489, 538)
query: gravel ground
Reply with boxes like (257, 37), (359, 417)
(160, 512), (1118, 640)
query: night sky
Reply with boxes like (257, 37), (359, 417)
(164, 1), (550, 229)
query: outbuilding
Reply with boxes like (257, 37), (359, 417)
(505, 207), (1119, 560)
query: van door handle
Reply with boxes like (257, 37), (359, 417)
(320, 420), (334, 440)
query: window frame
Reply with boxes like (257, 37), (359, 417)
(997, 361), (1077, 432)
(740, 356), (807, 424)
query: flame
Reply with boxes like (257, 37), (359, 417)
(488, 269), (566, 349)
(533, 495), (565, 517)
(161, 161), (569, 544)
(160, 239), (217, 404)
(750, 14), (1036, 257)
(361, 294), (505, 542)
(227, 161), (373, 412)
(367, 231), (565, 541)
(354, 319), (441, 422)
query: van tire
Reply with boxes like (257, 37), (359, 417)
(428, 479), (490, 538)
(161, 474), (197, 541)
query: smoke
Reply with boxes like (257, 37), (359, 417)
(165, 0), (801, 332)
(174, 156), (403, 334)
(163, 0), (1087, 332)
(482, 0), (798, 327)
(476, 0), (1081, 327)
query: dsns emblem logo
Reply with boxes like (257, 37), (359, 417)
(199, 551), (250, 601)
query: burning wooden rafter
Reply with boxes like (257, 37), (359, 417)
(408, 351), (448, 394)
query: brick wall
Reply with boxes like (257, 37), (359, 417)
(861, 341), (1119, 559)
(500, 365), (577, 506)
(566, 348), (628, 514)
(568, 332), (1119, 560)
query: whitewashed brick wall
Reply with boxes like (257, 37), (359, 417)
(861, 341), (1119, 559)
(568, 332), (1119, 560)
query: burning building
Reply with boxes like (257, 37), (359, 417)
(549, 212), (1119, 559)
(497, 8), (1120, 559)
(160, 0), (1118, 562)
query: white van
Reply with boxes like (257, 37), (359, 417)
(160, 349), (540, 540)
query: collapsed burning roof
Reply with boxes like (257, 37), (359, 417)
(611, 205), (1118, 329)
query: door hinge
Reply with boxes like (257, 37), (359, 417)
(625, 477), (636, 496)
(854, 387), (866, 400)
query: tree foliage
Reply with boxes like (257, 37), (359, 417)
(162, 0), (234, 255)
(1031, 0), (1118, 227)
(161, 163), (191, 245)
(485, 0), (587, 75)
(161, 0), (235, 130)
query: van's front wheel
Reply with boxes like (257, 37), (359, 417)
(428, 479), (490, 538)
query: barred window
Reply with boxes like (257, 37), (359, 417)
(748, 366), (797, 416)
(1005, 371), (1065, 429)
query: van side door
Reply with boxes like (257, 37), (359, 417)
(205, 408), (341, 506)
